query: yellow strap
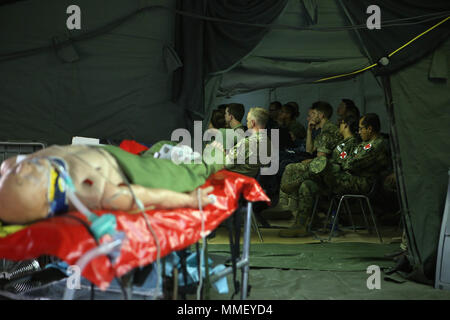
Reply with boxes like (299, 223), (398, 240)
(314, 16), (449, 83)
(0, 223), (26, 238)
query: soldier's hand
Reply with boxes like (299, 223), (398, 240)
(308, 119), (315, 131)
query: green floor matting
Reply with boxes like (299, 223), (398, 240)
(203, 268), (450, 300)
(194, 242), (450, 300)
(206, 242), (399, 271)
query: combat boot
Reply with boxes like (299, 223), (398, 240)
(278, 217), (311, 238)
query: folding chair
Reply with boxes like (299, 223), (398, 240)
(310, 179), (383, 243)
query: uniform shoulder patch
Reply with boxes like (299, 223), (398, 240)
(363, 143), (372, 150)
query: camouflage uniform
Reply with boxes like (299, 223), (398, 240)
(225, 131), (271, 178)
(280, 136), (357, 195)
(322, 135), (390, 195)
(313, 120), (343, 155)
(280, 135), (388, 237)
(280, 122), (344, 195)
(279, 137), (359, 225)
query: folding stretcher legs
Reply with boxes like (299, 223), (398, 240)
(61, 202), (255, 300)
(210, 202), (253, 300)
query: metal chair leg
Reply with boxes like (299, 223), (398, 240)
(328, 196), (344, 241)
(308, 195), (320, 232)
(365, 197), (382, 243)
(358, 198), (371, 233)
(343, 198), (356, 232)
(325, 197), (335, 229)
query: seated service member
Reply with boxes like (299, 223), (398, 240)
(306, 101), (343, 158)
(337, 99), (360, 124)
(210, 107), (271, 178)
(280, 114), (360, 195)
(225, 103), (246, 132)
(0, 144), (218, 224)
(277, 101), (342, 211)
(278, 103), (307, 147)
(223, 103), (247, 150)
(279, 113), (388, 237)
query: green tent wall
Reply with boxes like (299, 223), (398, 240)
(0, 0), (180, 145)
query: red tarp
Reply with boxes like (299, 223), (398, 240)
(118, 139), (149, 155)
(0, 170), (269, 289)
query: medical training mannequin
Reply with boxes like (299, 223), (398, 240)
(0, 145), (214, 224)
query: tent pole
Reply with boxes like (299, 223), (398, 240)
(380, 75), (422, 268)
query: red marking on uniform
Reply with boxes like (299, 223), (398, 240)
(364, 143), (372, 150)
(340, 151), (347, 159)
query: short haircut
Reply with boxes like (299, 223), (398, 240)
(311, 101), (333, 119)
(210, 109), (226, 129)
(217, 104), (228, 111)
(361, 113), (381, 133)
(341, 114), (359, 136)
(248, 107), (269, 127)
(286, 101), (300, 118)
(342, 99), (360, 120)
(281, 103), (298, 120)
(227, 103), (245, 122)
(269, 101), (282, 110)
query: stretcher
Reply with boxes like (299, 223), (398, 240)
(0, 141), (270, 300)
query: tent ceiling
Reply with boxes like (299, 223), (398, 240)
(218, 0), (370, 96)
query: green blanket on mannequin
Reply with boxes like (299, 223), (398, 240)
(102, 142), (223, 193)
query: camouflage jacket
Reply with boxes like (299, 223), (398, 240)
(313, 120), (343, 155)
(330, 136), (359, 165)
(225, 131), (271, 177)
(341, 135), (390, 178)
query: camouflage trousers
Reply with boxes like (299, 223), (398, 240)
(279, 159), (373, 224)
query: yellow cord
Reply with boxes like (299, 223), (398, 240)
(314, 16), (449, 83)
(388, 16), (449, 57)
(314, 63), (377, 83)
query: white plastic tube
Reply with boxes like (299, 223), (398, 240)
(66, 190), (96, 221)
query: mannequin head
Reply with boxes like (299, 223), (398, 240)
(0, 158), (51, 224)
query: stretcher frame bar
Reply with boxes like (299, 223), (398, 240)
(209, 202), (253, 300)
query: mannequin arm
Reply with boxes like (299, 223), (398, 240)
(100, 183), (214, 212)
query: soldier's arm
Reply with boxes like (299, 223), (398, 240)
(306, 121), (315, 154)
(314, 131), (337, 157)
(341, 142), (386, 172)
